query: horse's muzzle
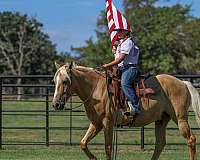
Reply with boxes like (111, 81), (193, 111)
(52, 101), (65, 110)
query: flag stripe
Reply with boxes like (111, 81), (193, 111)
(109, 24), (115, 34)
(107, 10), (111, 19)
(108, 19), (114, 29)
(111, 31), (116, 41)
(122, 15), (127, 30)
(112, 34), (118, 45)
(112, 3), (119, 29)
(117, 10), (124, 29)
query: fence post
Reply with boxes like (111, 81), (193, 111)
(69, 95), (72, 145)
(45, 87), (49, 147)
(0, 78), (2, 149)
(141, 127), (144, 150)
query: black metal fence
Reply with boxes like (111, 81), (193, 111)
(0, 75), (200, 149)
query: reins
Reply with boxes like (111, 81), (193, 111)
(105, 70), (119, 160)
(64, 66), (101, 110)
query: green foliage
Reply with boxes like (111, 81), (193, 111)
(72, 10), (113, 67)
(72, 37), (113, 67)
(73, 0), (200, 74)
(0, 12), (57, 75)
(127, 2), (200, 74)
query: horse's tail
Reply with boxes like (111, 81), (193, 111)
(183, 81), (200, 127)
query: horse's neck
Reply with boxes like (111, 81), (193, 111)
(72, 68), (102, 102)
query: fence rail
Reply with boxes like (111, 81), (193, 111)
(0, 75), (200, 149)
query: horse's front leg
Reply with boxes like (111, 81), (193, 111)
(103, 117), (114, 160)
(80, 123), (102, 160)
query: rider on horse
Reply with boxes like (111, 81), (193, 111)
(102, 28), (140, 115)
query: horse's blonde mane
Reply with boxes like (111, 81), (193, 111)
(54, 65), (68, 82)
(75, 66), (94, 72)
(54, 64), (105, 81)
(75, 66), (106, 77)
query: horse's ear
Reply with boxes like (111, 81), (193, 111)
(69, 61), (73, 69)
(72, 61), (77, 67)
(69, 61), (77, 69)
(55, 61), (61, 70)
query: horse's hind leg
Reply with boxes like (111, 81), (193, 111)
(173, 88), (196, 160)
(151, 114), (170, 160)
(80, 123), (102, 160)
(178, 118), (196, 160)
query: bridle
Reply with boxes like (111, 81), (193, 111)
(60, 63), (101, 110)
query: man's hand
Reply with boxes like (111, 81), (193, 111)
(102, 64), (111, 70)
(102, 53), (126, 70)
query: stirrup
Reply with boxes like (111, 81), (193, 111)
(124, 108), (140, 116)
(124, 111), (133, 116)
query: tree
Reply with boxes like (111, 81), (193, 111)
(73, 0), (200, 74)
(0, 12), (57, 99)
(72, 11), (113, 67)
(126, 1), (200, 74)
(0, 12), (59, 75)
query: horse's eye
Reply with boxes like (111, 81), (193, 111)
(63, 80), (68, 85)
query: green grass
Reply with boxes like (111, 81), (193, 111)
(1, 99), (200, 160)
(0, 146), (198, 160)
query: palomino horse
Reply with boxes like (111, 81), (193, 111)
(52, 62), (200, 160)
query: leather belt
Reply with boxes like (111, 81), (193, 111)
(119, 64), (138, 70)
(125, 64), (137, 68)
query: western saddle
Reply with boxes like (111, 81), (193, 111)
(106, 67), (155, 113)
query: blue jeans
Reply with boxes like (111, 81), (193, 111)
(121, 67), (139, 107)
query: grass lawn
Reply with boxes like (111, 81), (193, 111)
(1, 146), (199, 160)
(1, 98), (200, 160)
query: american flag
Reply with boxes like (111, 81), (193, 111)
(106, 0), (132, 46)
